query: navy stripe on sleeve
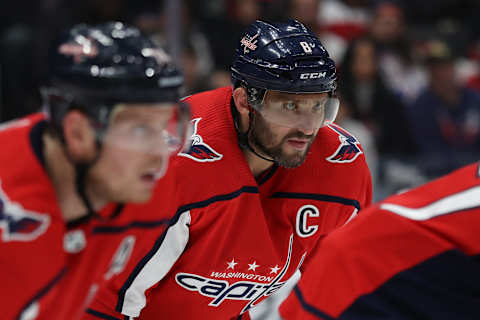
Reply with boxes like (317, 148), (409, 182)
(16, 267), (68, 320)
(92, 219), (170, 234)
(86, 308), (123, 320)
(271, 192), (361, 210)
(293, 285), (334, 320)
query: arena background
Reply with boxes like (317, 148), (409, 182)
(2, 0), (480, 202)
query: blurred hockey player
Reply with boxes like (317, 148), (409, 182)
(280, 163), (480, 319)
(84, 19), (372, 320)
(0, 21), (189, 320)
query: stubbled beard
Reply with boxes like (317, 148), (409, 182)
(248, 114), (315, 168)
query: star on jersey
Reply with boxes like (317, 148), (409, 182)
(270, 265), (280, 274)
(248, 261), (260, 271)
(227, 258), (238, 270)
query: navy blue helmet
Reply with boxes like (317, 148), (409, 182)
(44, 21), (185, 130)
(231, 19), (337, 106)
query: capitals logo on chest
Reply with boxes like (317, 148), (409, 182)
(175, 234), (305, 314)
(178, 118), (223, 162)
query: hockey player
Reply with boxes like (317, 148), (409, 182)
(0, 22), (189, 320)
(280, 163), (480, 319)
(84, 20), (372, 319)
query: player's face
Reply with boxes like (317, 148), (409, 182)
(249, 92), (329, 168)
(88, 104), (185, 203)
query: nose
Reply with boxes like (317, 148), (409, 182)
(296, 117), (316, 135)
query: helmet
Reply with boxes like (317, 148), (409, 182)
(231, 19), (338, 127)
(231, 20), (337, 96)
(43, 21), (186, 132)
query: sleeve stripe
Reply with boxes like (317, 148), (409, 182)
(271, 192), (361, 210)
(380, 185), (480, 221)
(16, 267), (67, 320)
(343, 208), (358, 226)
(117, 211), (191, 317)
(293, 285), (334, 320)
(85, 308), (123, 320)
(171, 186), (259, 225)
(92, 219), (170, 234)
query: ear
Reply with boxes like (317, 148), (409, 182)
(232, 87), (251, 132)
(62, 111), (97, 162)
(232, 87), (250, 115)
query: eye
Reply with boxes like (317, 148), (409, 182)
(283, 101), (296, 111)
(132, 125), (151, 137)
(312, 102), (323, 112)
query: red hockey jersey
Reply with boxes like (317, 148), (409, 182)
(0, 114), (172, 320)
(280, 162), (480, 320)
(50, 178), (176, 320)
(84, 86), (372, 319)
(0, 114), (68, 320)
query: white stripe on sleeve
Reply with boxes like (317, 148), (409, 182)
(121, 211), (191, 317)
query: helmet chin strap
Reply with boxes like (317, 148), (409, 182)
(75, 162), (97, 217)
(69, 139), (103, 219)
(232, 99), (275, 163)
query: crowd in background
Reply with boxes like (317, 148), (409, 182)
(2, 0), (480, 201)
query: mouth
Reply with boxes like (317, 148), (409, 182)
(140, 169), (163, 186)
(286, 139), (310, 150)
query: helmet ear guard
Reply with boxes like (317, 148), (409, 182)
(235, 80), (266, 110)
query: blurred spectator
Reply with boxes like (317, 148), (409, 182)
(178, 5), (215, 87)
(133, 2), (215, 94)
(465, 39), (480, 92)
(319, 0), (370, 40)
(368, 1), (427, 104)
(181, 41), (214, 95)
(316, 0), (371, 62)
(289, 0), (320, 30)
(207, 69), (232, 89)
(340, 36), (417, 157)
(404, 0), (480, 29)
(336, 93), (380, 199)
(407, 39), (480, 178)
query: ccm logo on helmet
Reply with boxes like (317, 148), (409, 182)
(300, 72), (326, 80)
